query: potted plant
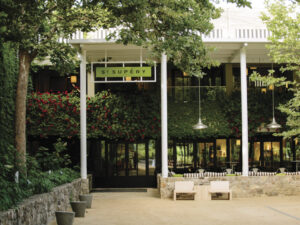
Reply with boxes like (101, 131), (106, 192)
(225, 168), (232, 174)
(279, 167), (286, 173)
(79, 194), (93, 208)
(69, 190), (87, 217)
(70, 201), (87, 217)
(55, 211), (75, 225)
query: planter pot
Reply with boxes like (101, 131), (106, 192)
(55, 211), (74, 225)
(252, 168), (259, 173)
(279, 167), (286, 173)
(226, 168), (232, 174)
(79, 194), (93, 208)
(70, 201), (86, 217)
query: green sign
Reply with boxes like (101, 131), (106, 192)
(96, 67), (151, 78)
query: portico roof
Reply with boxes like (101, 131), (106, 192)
(69, 7), (272, 64)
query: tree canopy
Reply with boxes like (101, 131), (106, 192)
(251, 0), (300, 138)
(0, 0), (109, 169)
(0, 0), (251, 170)
(102, 0), (251, 76)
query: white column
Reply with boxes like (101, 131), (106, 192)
(80, 50), (87, 179)
(240, 44), (249, 176)
(161, 53), (168, 178)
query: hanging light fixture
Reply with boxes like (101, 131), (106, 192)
(267, 80), (281, 129)
(193, 76), (207, 129)
(267, 64), (281, 129)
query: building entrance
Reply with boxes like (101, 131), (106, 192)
(89, 140), (157, 188)
(249, 139), (282, 171)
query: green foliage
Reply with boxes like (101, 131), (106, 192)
(35, 138), (71, 171)
(27, 90), (161, 141)
(0, 157), (79, 212)
(103, 0), (250, 76)
(168, 93), (231, 139)
(0, 42), (20, 211)
(0, 133), (77, 211)
(222, 89), (291, 137)
(0, 1), (109, 69)
(257, 0), (300, 138)
(172, 174), (183, 177)
(26, 89), (291, 140)
(0, 42), (18, 154)
(0, 1), (111, 169)
(26, 166), (79, 195)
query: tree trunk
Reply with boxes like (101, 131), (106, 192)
(15, 50), (31, 171)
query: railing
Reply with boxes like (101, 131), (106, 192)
(67, 27), (271, 43)
(235, 28), (271, 40)
(183, 171), (300, 178)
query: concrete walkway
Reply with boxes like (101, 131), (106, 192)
(50, 189), (300, 225)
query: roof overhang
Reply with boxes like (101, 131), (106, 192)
(70, 40), (271, 64)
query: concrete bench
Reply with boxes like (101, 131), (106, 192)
(173, 181), (196, 201)
(209, 181), (232, 200)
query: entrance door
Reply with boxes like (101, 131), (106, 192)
(93, 140), (157, 188)
(174, 142), (194, 172)
(197, 142), (215, 170)
(263, 141), (280, 170)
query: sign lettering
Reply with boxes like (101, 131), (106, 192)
(96, 67), (151, 78)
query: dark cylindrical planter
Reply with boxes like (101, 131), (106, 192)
(55, 211), (74, 225)
(79, 194), (93, 208)
(70, 201), (86, 217)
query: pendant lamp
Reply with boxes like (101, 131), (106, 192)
(193, 76), (207, 129)
(267, 84), (281, 129)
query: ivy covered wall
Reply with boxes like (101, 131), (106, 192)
(0, 42), (18, 150)
(0, 42), (20, 210)
(26, 88), (291, 140)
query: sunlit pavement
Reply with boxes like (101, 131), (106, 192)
(49, 189), (300, 225)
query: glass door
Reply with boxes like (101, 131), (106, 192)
(252, 142), (261, 168)
(93, 141), (157, 188)
(175, 142), (194, 172)
(197, 142), (214, 170)
(263, 142), (280, 170)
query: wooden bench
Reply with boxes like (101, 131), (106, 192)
(173, 181), (196, 201)
(209, 181), (232, 200)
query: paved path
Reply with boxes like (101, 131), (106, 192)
(50, 189), (300, 225)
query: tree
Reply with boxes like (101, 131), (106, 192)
(0, 0), (109, 171)
(102, 0), (251, 76)
(251, 0), (300, 138)
(0, 0), (250, 172)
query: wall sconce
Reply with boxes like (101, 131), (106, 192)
(70, 75), (77, 84)
(236, 139), (241, 146)
(268, 84), (274, 90)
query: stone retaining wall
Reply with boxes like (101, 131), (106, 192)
(159, 175), (300, 199)
(0, 178), (90, 225)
